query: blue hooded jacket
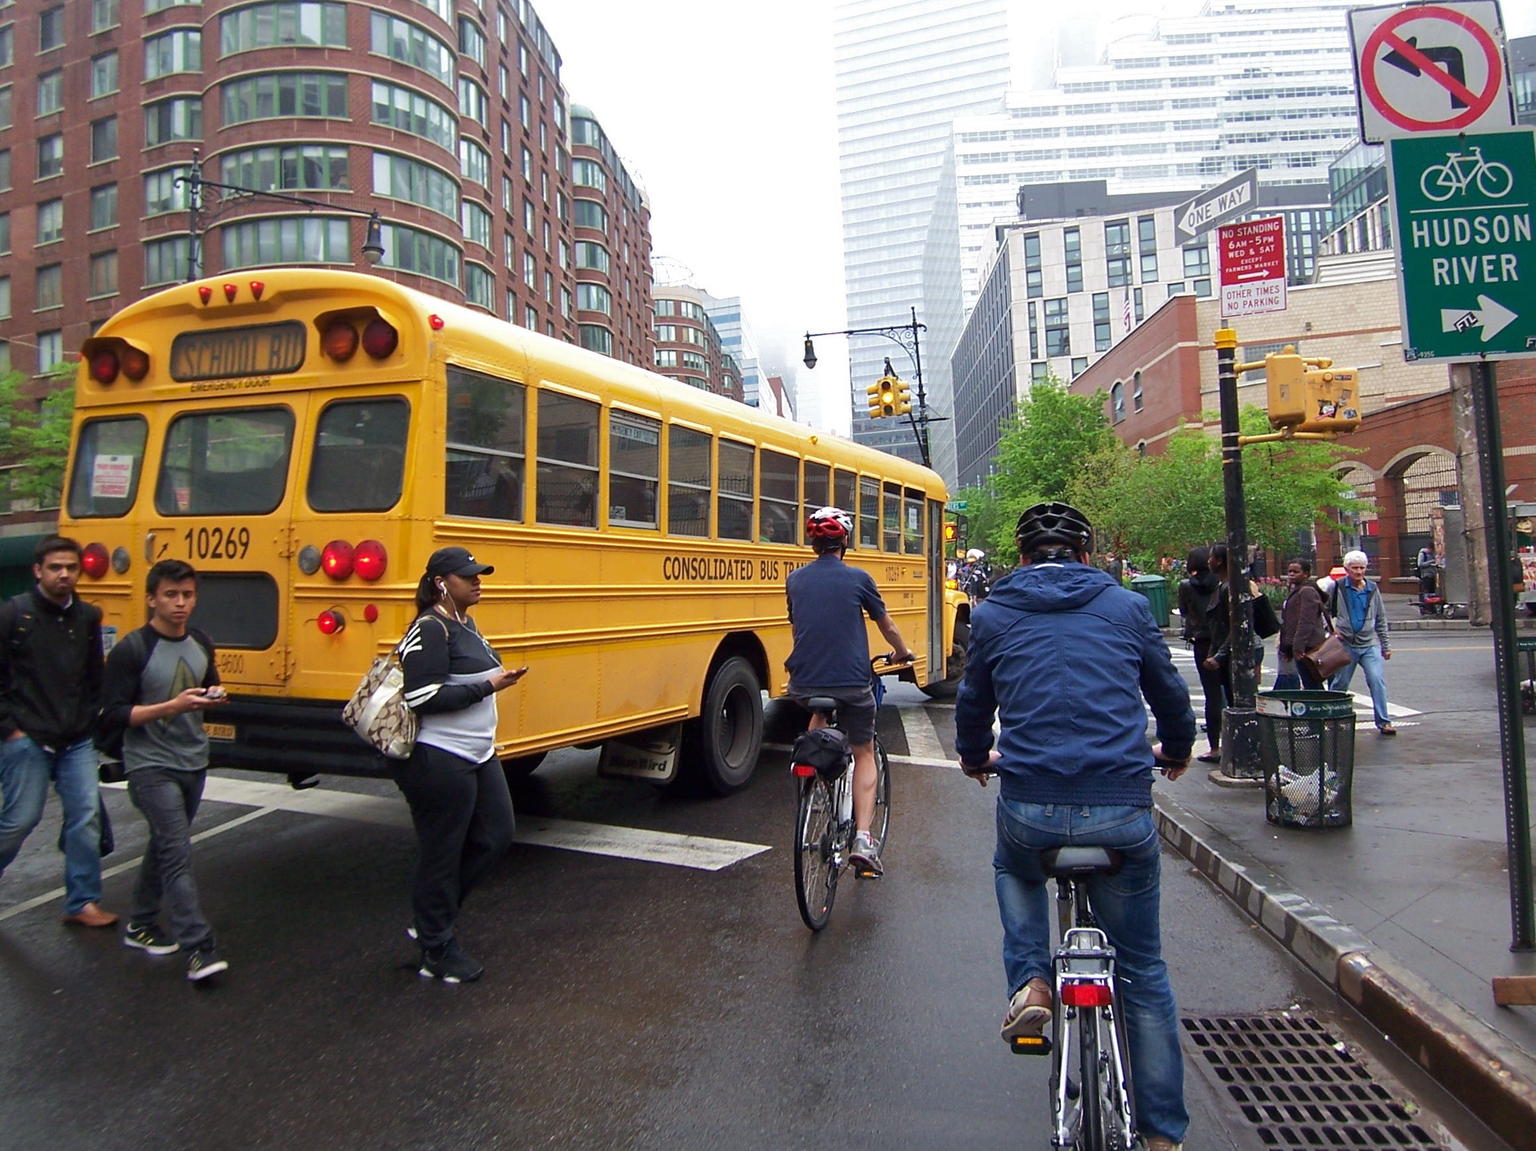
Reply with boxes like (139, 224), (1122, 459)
(954, 561), (1195, 808)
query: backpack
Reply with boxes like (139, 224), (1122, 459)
(94, 625), (217, 765)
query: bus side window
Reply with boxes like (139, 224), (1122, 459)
(858, 476), (879, 549)
(717, 439), (754, 541)
(535, 390), (598, 528)
(446, 367), (525, 522)
(883, 481), (902, 552)
(667, 425), (711, 537)
(309, 398), (409, 513)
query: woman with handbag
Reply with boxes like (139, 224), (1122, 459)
(394, 547), (528, 983)
(1278, 560), (1330, 690)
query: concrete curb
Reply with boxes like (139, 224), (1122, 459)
(1153, 792), (1536, 1150)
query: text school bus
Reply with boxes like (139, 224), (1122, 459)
(61, 269), (964, 794)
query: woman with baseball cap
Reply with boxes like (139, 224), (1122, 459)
(394, 546), (528, 982)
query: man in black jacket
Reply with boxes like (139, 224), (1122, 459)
(0, 537), (116, 927)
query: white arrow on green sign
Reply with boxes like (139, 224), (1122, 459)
(1386, 127), (1536, 361)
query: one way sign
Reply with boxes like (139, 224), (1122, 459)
(1173, 169), (1258, 243)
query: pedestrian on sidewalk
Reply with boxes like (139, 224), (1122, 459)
(102, 560), (231, 981)
(1177, 546), (1224, 764)
(1277, 559), (1329, 690)
(0, 536), (117, 929)
(1201, 544), (1267, 746)
(1325, 550), (1396, 735)
(955, 502), (1194, 1151)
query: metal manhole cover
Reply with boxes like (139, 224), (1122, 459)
(1182, 1014), (1446, 1151)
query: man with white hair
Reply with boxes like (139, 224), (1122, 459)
(1325, 550), (1396, 735)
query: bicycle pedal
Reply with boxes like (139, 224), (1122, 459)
(1008, 1034), (1052, 1056)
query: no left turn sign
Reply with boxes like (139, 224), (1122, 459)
(1349, 1), (1515, 143)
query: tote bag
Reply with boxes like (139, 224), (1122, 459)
(341, 643), (418, 759)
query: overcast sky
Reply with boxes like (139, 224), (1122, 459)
(539, 1), (1536, 433)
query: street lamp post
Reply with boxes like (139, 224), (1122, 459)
(802, 307), (931, 468)
(177, 155), (386, 284)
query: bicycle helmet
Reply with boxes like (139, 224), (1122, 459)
(806, 506), (853, 543)
(1015, 501), (1093, 554)
(965, 548), (985, 561)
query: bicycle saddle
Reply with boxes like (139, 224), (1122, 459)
(1041, 846), (1123, 877)
(803, 696), (841, 713)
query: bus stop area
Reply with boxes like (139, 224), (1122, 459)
(1152, 593), (1536, 1147)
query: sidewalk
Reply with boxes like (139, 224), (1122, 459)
(1153, 593), (1536, 1148)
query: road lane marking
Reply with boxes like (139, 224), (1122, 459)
(134, 776), (769, 873)
(903, 704), (948, 760)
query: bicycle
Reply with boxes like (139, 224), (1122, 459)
(791, 656), (897, 931)
(1010, 845), (1137, 1151)
(1419, 146), (1514, 202)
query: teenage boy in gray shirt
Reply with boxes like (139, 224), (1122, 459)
(100, 560), (229, 982)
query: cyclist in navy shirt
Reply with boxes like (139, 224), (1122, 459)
(786, 507), (913, 877)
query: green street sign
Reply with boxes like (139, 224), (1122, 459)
(1387, 128), (1536, 361)
(948, 500), (968, 512)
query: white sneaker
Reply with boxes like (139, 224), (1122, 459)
(849, 832), (884, 878)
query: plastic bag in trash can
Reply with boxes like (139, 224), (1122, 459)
(1271, 764), (1341, 819)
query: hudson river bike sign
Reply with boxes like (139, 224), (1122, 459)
(1386, 127), (1536, 361)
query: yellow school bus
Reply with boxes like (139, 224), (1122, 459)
(60, 268), (963, 793)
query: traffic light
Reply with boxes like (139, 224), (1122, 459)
(866, 380), (885, 419)
(893, 377), (912, 416)
(1264, 349), (1307, 428)
(1297, 366), (1361, 434)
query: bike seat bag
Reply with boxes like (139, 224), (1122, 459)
(791, 727), (853, 781)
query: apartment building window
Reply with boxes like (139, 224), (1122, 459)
(0, 27), (10, 68)
(1104, 218), (1131, 288)
(371, 82), (455, 151)
(524, 305), (537, 328)
(368, 13), (453, 86)
(1024, 232), (1042, 298)
(498, 64), (508, 99)
(574, 199), (607, 231)
(1044, 297), (1070, 357)
(146, 0), (200, 12)
(37, 134), (64, 179)
(519, 93), (530, 130)
(221, 3), (347, 53)
(144, 30), (202, 80)
(144, 97), (202, 146)
(144, 236), (190, 287)
(223, 217), (349, 268)
(90, 117), (118, 163)
(39, 7), (65, 52)
(1111, 381), (1125, 422)
(377, 223), (460, 288)
(560, 287), (571, 318)
(654, 348), (677, 368)
(1027, 300), (1038, 358)
(1092, 292), (1111, 352)
(1071, 357), (1088, 378)
(522, 197), (534, 232)
(1138, 215), (1158, 281)
(465, 263), (493, 310)
(143, 167), (192, 216)
(0, 277), (9, 320)
(1064, 228), (1083, 293)
(36, 331), (64, 372)
(1166, 281), (1185, 298)
(372, 152), (455, 217)
(90, 52), (119, 99)
(1182, 243), (1210, 278)
(459, 138), (490, 188)
(522, 251), (535, 288)
(579, 325), (612, 356)
(1031, 362), (1050, 384)
(224, 143), (348, 192)
(457, 76), (487, 123)
(461, 199), (491, 248)
(223, 73), (348, 122)
(577, 283), (611, 315)
(36, 70), (63, 116)
(571, 159), (606, 192)
(89, 250), (118, 298)
(91, 0), (121, 33)
(35, 264), (61, 310)
(0, 86), (9, 131)
(1134, 287), (1144, 323)
(521, 146), (532, 180)
(1132, 371), (1144, 413)
(457, 16), (485, 67)
(90, 184), (118, 229)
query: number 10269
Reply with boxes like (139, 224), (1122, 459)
(182, 526), (252, 560)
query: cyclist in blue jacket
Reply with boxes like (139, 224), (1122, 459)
(956, 502), (1195, 1151)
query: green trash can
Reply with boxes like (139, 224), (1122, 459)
(1255, 690), (1356, 828)
(1130, 574), (1169, 627)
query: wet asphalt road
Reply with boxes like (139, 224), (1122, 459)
(0, 634), (1503, 1151)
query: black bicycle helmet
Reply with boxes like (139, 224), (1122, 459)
(806, 506), (853, 543)
(1015, 501), (1093, 554)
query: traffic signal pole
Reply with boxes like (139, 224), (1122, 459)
(1212, 328), (1263, 784)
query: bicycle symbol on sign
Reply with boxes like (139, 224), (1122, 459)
(1419, 146), (1515, 202)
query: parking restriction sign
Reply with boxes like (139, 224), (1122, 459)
(1219, 216), (1287, 319)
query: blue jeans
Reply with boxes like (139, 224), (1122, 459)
(127, 767), (212, 949)
(993, 800), (1188, 1145)
(1329, 642), (1391, 727)
(0, 736), (104, 913)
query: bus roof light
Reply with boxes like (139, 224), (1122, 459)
(223, 283), (238, 303)
(323, 321), (359, 362)
(320, 540), (354, 580)
(81, 543), (110, 579)
(316, 610), (344, 636)
(353, 540), (387, 581)
(249, 280), (265, 301)
(428, 314), (445, 331)
(198, 286), (213, 305)
(362, 318), (399, 359)
(89, 349), (120, 385)
(122, 347), (150, 382)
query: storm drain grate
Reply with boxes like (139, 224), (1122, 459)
(1181, 1014), (1445, 1151)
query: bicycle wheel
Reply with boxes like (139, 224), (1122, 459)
(1419, 163), (1456, 202)
(794, 775), (840, 930)
(1076, 1006), (1105, 1151)
(1477, 161), (1514, 199)
(871, 737), (891, 848)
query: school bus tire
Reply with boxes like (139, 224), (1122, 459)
(678, 655), (764, 796)
(501, 751), (547, 784)
(920, 616), (969, 700)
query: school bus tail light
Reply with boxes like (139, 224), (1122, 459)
(353, 540), (387, 581)
(321, 540), (354, 580)
(81, 543), (110, 579)
(316, 610), (345, 635)
(362, 318), (399, 360)
(322, 321), (360, 362)
(86, 341), (151, 385)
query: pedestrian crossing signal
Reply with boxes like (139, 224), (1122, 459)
(1297, 367), (1360, 434)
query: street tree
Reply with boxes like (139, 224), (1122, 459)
(0, 366), (76, 509)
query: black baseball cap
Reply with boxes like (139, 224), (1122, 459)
(426, 546), (494, 578)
